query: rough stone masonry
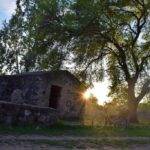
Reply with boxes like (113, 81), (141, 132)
(0, 70), (85, 126)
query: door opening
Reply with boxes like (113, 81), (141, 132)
(49, 85), (62, 109)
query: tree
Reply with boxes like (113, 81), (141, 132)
(64, 0), (150, 123)
(82, 95), (101, 126)
(44, 0), (150, 123)
(18, 0), (68, 72)
(0, 29), (6, 74)
(0, 0), (67, 74)
(0, 0), (25, 74)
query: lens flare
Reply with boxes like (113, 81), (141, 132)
(83, 89), (91, 99)
(83, 81), (110, 105)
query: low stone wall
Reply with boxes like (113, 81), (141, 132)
(0, 101), (59, 126)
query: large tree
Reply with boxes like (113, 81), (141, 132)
(63, 0), (150, 123)
(32, 0), (149, 122)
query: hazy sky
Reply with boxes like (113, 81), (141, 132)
(0, 0), (16, 28)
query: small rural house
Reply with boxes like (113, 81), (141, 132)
(0, 70), (84, 120)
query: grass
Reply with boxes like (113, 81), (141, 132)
(0, 121), (150, 137)
(0, 122), (150, 149)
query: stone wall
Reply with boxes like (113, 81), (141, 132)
(45, 71), (85, 119)
(0, 101), (58, 126)
(0, 71), (85, 119)
(0, 74), (47, 106)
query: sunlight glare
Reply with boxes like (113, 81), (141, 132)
(83, 81), (110, 105)
(83, 89), (91, 99)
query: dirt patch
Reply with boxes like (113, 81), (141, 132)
(0, 142), (150, 150)
(0, 134), (150, 149)
(0, 142), (66, 150)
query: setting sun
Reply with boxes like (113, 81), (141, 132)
(83, 89), (92, 99)
(83, 81), (110, 105)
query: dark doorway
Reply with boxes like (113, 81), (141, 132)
(49, 85), (62, 109)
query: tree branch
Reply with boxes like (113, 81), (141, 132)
(136, 79), (150, 102)
(83, 52), (106, 72)
(112, 40), (131, 80)
(132, 5), (147, 47)
(134, 53), (150, 80)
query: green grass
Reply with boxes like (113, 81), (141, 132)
(0, 121), (150, 137)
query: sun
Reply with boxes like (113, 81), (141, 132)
(83, 81), (110, 105)
(83, 89), (91, 99)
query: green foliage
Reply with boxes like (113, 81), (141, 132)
(82, 95), (102, 126)
(0, 0), (69, 73)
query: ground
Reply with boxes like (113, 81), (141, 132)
(0, 123), (150, 149)
(0, 135), (150, 149)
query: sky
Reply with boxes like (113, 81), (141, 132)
(84, 81), (110, 105)
(0, 0), (16, 28)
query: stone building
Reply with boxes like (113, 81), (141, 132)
(0, 70), (84, 120)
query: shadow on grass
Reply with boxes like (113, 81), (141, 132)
(0, 121), (150, 137)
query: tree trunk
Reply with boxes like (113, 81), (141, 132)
(128, 100), (139, 123)
(127, 79), (139, 123)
